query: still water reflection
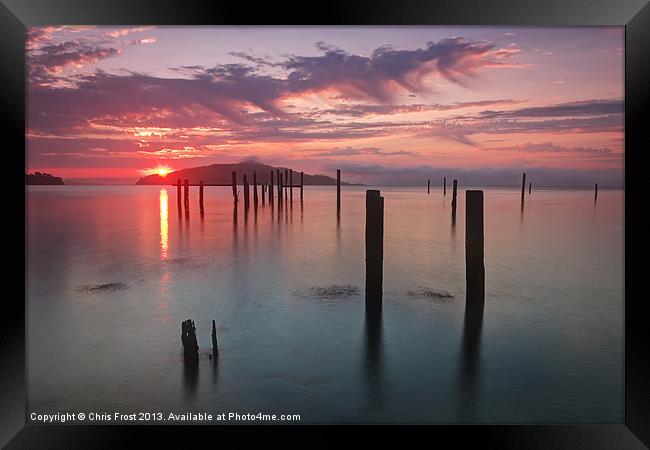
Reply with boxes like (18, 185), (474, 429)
(27, 185), (623, 423)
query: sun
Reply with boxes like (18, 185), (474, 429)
(156, 167), (171, 177)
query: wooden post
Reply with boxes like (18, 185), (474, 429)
(184, 179), (189, 210)
(451, 179), (458, 217)
(243, 174), (250, 209)
(290, 169), (293, 202)
(444, 177), (447, 196)
(181, 319), (199, 365)
(465, 190), (485, 305)
(261, 184), (265, 206)
(199, 180), (204, 211)
(528, 182), (531, 194)
(177, 179), (182, 209)
(231, 171), (238, 205)
(337, 169), (341, 217)
(365, 190), (384, 312)
(211, 320), (218, 355)
(521, 173), (526, 203)
(427, 179), (430, 194)
(594, 183), (598, 201)
(269, 171), (274, 204)
(282, 169), (289, 200)
(277, 170), (282, 205)
(300, 171), (304, 200)
(253, 170), (258, 208)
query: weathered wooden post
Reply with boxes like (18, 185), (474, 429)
(231, 171), (238, 205)
(282, 169), (289, 200)
(211, 320), (218, 356)
(253, 170), (258, 208)
(444, 177), (447, 196)
(276, 170), (282, 205)
(289, 169), (293, 202)
(427, 179), (430, 194)
(181, 319), (199, 365)
(337, 169), (341, 217)
(243, 174), (250, 209)
(199, 180), (204, 211)
(269, 171), (274, 204)
(184, 179), (189, 210)
(521, 173), (526, 203)
(465, 190), (485, 305)
(529, 182), (531, 194)
(451, 179), (458, 217)
(177, 179), (182, 209)
(261, 184), (265, 206)
(300, 171), (304, 200)
(365, 190), (384, 312)
(594, 183), (598, 201)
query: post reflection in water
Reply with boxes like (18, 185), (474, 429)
(458, 299), (485, 421)
(364, 305), (384, 411)
(183, 359), (199, 398)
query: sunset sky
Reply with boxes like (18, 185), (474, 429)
(26, 26), (624, 185)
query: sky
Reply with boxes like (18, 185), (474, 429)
(26, 26), (624, 185)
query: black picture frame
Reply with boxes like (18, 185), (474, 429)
(3, 0), (648, 447)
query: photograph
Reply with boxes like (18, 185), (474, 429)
(23, 25), (627, 426)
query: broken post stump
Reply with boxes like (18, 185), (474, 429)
(529, 182), (531, 194)
(337, 169), (341, 217)
(212, 320), (218, 355)
(199, 180), (204, 211)
(451, 179), (458, 217)
(269, 171), (274, 204)
(465, 190), (485, 305)
(427, 179), (430, 194)
(181, 319), (199, 365)
(365, 190), (384, 313)
(253, 171), (258, 208)
(521, 173), (526, 203)
(231, 171), (238, 205)
(184, 179), (189, 210)
(444, 177), (447, 196)
(290, 169), (293, 202)
(300, 171), (304, 200)
(177, 179), (182, 210)
(594, 183), (598, 201)
(243, 174), (250, 209)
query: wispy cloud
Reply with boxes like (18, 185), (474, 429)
(305, 146), (420, 157)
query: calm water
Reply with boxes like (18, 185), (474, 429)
(26, 185), (623, 423)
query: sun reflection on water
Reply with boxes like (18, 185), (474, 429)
(160, 188), (169, 259)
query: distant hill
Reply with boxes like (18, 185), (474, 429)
(135, 160), (361, 186)
(26, 172), (65, 185)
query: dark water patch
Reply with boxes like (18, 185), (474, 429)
(407, 287), (453, 300)
(77, 283), (129, 293)
(169, 257), (193, 264)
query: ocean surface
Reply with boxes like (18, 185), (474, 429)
(26, 185), (624, 424)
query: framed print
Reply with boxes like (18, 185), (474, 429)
(3, 0), (649, 447)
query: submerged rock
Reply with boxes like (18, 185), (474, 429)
(310, 284), (360, 299)
(407, 287), (453, 299)
(77, 283), (129, 293)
